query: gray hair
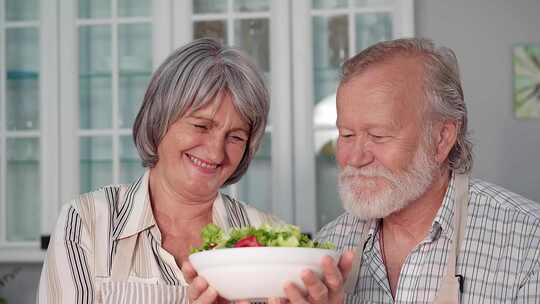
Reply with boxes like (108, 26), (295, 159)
(340, 37), (473, 174)
(133, 38), (269, 185)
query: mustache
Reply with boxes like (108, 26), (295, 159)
(339, 165), (397, 183)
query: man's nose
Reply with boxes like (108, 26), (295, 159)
(347, 137), (374, 168)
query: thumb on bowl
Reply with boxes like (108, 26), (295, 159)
(181, 260), (198, 283)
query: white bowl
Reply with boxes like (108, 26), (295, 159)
(189, 247), (339, 301)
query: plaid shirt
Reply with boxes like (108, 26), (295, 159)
(316, 174), (540, 303)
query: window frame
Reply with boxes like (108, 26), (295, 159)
(57, 0), (171, 235)
(0, 0), (59, 262)
(60, 0), (155, 202)
(0, 0), (414, 262)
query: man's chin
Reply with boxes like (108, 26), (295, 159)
(341, 195), (411, 220)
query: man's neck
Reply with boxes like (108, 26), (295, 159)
(380, 169), (451, 298)
(383, 169), (451, 243)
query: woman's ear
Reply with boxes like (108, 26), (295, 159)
(433, 120), (459, 164)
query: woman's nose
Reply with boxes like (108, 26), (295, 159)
(205, 134), (226, 164)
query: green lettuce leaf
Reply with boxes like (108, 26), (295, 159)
(190, 223), (335, 253)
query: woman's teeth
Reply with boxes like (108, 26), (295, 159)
(188, 155), (218, 169)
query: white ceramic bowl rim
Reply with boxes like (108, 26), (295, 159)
(189, 247), (338, 268)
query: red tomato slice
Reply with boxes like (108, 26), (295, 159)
(233, 235), (262, 248)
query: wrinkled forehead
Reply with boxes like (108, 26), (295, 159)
(336, 60), (427, 127)
(181, 89), (252, 131)
(183, 88), (229, 117)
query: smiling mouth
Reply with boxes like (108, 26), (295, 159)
(187, 154), (219, 170)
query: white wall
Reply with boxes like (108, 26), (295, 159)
(2, 1), (540, 303)
(416, 0), (540, 201)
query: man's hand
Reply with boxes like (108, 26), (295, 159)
(281, 250), (355, 304)
(182, 260), (250, 304)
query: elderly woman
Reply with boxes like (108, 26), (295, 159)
(38, 38), (350, 304)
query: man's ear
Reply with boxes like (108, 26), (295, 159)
(434, 120), (458, 164)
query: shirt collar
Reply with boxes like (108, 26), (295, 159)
(117, 170), (156, 240)
(363, 220), (381, 253)
(117, 170), (228, 240)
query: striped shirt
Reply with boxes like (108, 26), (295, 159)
(316, 175), (540, 303)
(38, 171), (281, 304)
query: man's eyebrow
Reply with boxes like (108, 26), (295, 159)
(336, 120), (399, 129)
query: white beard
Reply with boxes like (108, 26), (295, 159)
(338, 144), (439, 220)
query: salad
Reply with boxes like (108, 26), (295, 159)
(191, 223), (334, 253)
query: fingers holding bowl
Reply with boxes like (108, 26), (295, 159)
(283, 252), (351, 304)
(320, 255), (344, 293)
(188, 276), (219, 304)
(283, 281), (310, 304)
(337, 250), (355, 284)
(181, 260), (198, 284)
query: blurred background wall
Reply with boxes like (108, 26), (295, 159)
(416, 0), (540, 203)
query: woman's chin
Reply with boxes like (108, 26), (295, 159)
(184, 179), (222, 197)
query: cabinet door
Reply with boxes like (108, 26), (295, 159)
(59, 0), (152, 205)
(78, 0), (151, 193)
(1, 0), (42, 248)
(0, 0), (59, 261)
(0, 0), (60, 261)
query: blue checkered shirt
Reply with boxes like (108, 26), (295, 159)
(316, 175), (540, 303)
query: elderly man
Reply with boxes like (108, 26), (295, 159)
(316, 37), (540, 303)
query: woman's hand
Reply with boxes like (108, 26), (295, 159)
(182, 260), (251, 304)
(182, 260), (220, 303)
(280, 250), (355, 304)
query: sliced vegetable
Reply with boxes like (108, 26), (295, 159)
(191, 224), (334, 253)
(233, 235), (262, 248)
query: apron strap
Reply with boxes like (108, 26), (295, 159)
(344, 222), (372, 293)
(111, 233), (139, 281)
(446, 173), (469, 278)
(433, 173), (469, 303)
(454, 173), (469, 264)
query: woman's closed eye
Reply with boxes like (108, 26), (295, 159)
(229, 134), (247, 143)
(193, 123), (209, 130)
